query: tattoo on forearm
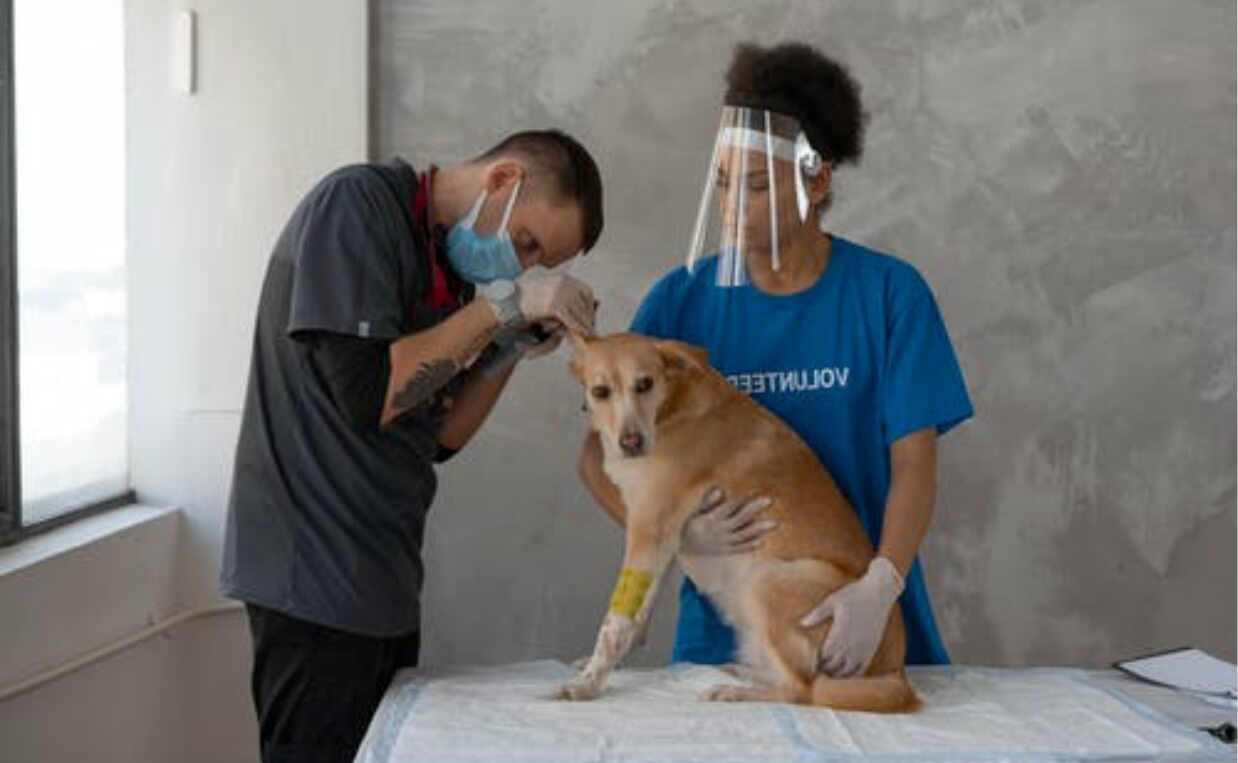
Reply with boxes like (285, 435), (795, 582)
(393, 359), (459, 411)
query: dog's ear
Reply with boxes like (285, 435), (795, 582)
(567, 331), (593, 381)
(654, 339), (709, 375)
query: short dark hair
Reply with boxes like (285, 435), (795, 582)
(476, 130), (604, 253)
(724, 42), (866, 167)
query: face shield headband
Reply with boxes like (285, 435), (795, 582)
(686, 106), (826, 287)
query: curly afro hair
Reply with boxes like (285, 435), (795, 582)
(724, 42), (866, 166)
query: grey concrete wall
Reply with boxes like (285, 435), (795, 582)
(373, 0), (1236, 667)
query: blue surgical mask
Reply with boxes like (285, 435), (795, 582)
(445, 180), (523, 283)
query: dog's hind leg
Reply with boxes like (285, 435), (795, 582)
(806, 599), (918, 712)
(699, 624), (812, 704)
(716, 663), (769, 683)
(707, 624), (919, 714)
(700, 681), (804, 703)
(701, 563), (842, 705)
(701, 595), (818, 704)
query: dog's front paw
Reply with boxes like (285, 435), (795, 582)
(570, 655), (591, 671)
(556, 681), (601, 701)
(698, 684), (746, 702)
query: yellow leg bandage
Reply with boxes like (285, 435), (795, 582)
(608, 567), (653, 618)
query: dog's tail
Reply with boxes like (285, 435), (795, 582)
(807, 670), (919, 713)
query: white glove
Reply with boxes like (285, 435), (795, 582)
(680, 486), (775, 556)
(517, 274), (596, 335)
(800, 556), (904, 678)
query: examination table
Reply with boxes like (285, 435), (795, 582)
(354, 660), (1235, 763)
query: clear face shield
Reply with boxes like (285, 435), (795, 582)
(686, 106), (825, 287)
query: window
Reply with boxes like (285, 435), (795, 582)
(1, 0), (132, 543)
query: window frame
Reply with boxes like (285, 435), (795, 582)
(0, 0), (133, 546)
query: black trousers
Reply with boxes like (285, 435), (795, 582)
(245, 604), (421, 763)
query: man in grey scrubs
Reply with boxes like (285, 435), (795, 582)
(220, 130), (603, 763)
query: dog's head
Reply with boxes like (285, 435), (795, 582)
(569, 332), (708, 459)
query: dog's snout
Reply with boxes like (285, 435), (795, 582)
(619, 430), (645, 456)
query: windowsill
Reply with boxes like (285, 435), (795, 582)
(0, 503), (176, 577)
(0, 503), (181, 691)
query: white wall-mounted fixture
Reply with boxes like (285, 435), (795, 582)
(173, 10), (196, 94)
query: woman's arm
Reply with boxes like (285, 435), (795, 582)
(801, 425), (938, 677)
(579, 431), (627, 525)
(877, 426), (938, 577)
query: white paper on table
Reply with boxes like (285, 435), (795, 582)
(356, 661), (1230, 763)
(1116, 647), (1237, 699)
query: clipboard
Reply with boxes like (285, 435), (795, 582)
(1114, 646), (1237, 700)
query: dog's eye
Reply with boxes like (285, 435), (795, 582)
(634, 376), (653, 394)
(591, 385), (611, 400)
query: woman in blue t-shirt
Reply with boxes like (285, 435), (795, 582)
(580, 42), (973, 678)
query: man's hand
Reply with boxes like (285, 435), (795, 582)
(515, 321), (566, 360)
(518, 274), (596, 334)
(470, 320), (568, 379)
(800, 556), (904, 677)
(680, 487), (775, 555)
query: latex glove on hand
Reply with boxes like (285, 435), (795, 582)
(800, 556), (904, 678)
(680, 486), (775, 555)
(517, 274), (596, 335)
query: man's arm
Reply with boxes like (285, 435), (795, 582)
(386, 273), (598, 428)
(579, 431), (627, 525)
(436, 323), (571, 457)
(876, 426), (938, 577)
(381, 299), (499, 427)
(435, 357), (517, 453)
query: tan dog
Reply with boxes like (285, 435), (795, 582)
(559, 332), (918, 713)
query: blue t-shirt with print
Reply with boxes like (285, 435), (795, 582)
(629, 235), (973, 666)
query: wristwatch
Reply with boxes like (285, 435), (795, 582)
(478, 279), (522, 332)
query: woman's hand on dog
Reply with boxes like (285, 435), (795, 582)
(800, 556), (905, 677)
(680, 487), (776, 555)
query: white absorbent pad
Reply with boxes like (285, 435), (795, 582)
(355, 660), (1229, 763)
